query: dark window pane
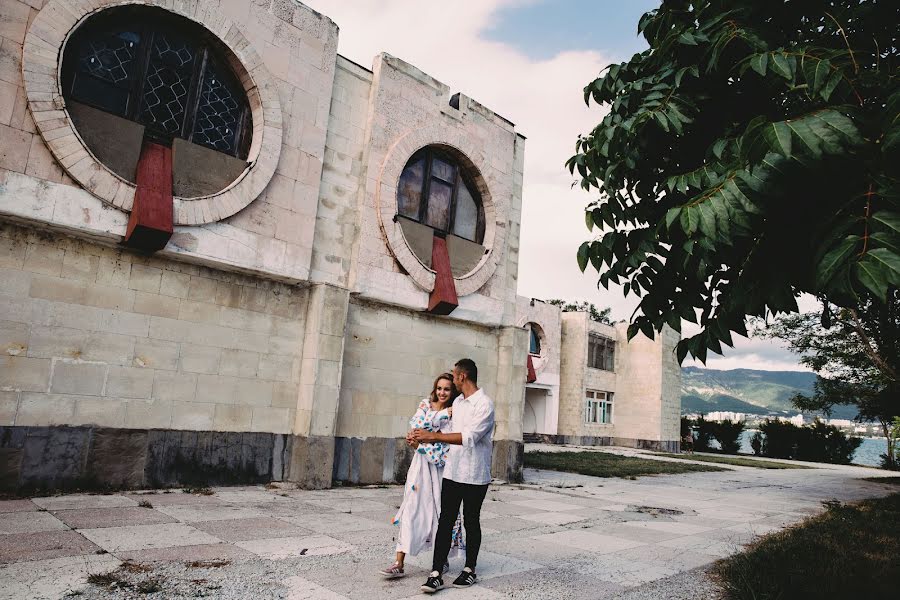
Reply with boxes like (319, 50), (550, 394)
(398, 158), (425, 219)
(430, 157), (455, 182)
(452, 177), (478, 241)
(71, 30), (140, 115)
(139, 32), (196, 135)
(192, 61), (244, 155)
(529, 328), (541, 355)
(425, 179), (452, 231)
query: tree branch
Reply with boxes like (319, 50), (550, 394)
(846, 308), (898, 381)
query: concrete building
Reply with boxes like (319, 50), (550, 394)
(0, 0), (680, 494)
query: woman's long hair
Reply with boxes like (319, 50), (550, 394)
(429, 372), (458, 407)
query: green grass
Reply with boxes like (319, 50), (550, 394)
(524, 451), (726, 478)
(714, 493), (900, 600)
(655, 453), (815, 469)
(861, 476), (900, 485)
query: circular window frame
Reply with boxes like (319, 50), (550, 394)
(375, 128), (507, 297)
(22, 0), (283, 226)
(527, 322), (549, 374)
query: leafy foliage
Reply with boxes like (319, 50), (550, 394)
(760, 290), (899, 466)
(757, 418), (862, 463)
(569, 0), (900, 363)
(545, 298), (613, 324)
(711, 419), (747, 453)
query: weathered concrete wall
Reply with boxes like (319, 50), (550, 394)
(0, 223), (305, 435)
(556, 312), (680, 448)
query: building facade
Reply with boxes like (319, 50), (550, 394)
(0, 0), (679, 494)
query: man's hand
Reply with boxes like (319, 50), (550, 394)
(410, 429), (434, 444)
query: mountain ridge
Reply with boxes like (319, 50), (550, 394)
(680, 366), (859, 420)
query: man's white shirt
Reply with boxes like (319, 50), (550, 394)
(444, 387), (495, 485)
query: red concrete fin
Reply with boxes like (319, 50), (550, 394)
(526, 354), (537, 383)
(123, 140), (174, 252)
(427, 234), (458, 315)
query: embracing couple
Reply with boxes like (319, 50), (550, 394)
(379, 358), (495, 594)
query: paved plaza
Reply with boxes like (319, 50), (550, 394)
(1, 447), (897, 599)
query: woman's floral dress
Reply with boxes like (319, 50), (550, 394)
(391, 399), (465, 557)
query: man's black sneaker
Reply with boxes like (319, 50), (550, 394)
(420, 572), (445, 594)
(452, 569), (477, 588)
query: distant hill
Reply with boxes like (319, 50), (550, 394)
(681, 367), (859, 420)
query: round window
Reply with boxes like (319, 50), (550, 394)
(395, 146), (487, 277)
(61, 6), (251, 198)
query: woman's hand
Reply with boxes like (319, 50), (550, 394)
(405, 431), (419, 449)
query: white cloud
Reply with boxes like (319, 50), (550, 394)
(302, 0), (807, 372)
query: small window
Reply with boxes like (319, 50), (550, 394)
(588, 334), (615, 371)
(584, 390), (613, 424)
(529, 327), (541, 356)
(397, 147), (485, 243)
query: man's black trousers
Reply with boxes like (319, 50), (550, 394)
(431, 477), (489, 572)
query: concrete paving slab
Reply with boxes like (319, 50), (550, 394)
(0, 510), (67, 534)
(280, 511), (393, 534)
(191, 517), (313, 542)
(32, 494), (138, 511)
(122, 491), (223, 506)
(116, 542), (253, 563)
(518, 511), (590, 526)
(302, 498), (395, 513)
(0, 499), (37, 513)
(51, 506), (177, 529)
(283, 575), (350, 600)
(396, 587), (506, 599)
(480, 566), (627, 600)
(657, 534), (742, 557)
(154, 503), (266, 522)
(235, 534), (353, 559)
(210, 489), (295, 504)
(585, 554), (680, 587)
(614, 544), (715, 571)
(0, 553), (120, 600)
(0, 530), (99, 563)
(596, 523), (688, 543)
(79, 522), (223, 552)
(508, 498), (583, 512)
(533, 529), (647, 554)
(618, 519), (714, 536)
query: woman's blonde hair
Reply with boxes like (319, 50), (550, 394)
(429, 372), (458, 406)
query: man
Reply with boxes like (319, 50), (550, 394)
(410, 358), (495, 593)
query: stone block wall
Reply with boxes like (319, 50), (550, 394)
(0, 223), (306, 436)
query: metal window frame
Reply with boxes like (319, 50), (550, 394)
(61, 7), (250, 159)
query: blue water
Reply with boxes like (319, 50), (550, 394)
(737, 431), (886, 467)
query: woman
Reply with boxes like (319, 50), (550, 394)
(379, 373), (464, 578)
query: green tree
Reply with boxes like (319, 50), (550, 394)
(569, 0), (900, 363)
(545, 299), (613, 324)
(761, 291), (900, 468)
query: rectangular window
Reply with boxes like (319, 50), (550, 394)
(584, 390), (613, 424)
(588, 334), (615, 371)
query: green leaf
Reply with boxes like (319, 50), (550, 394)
(871, 211), (900, 237)
(680, 206), (700, 234)
(816, 235), (860, 289)
(870, 232), (900, 254)
(802, 57), (831, 97)
(585, 210), (594, 232)
(865, 248), (900, 286)
(770, 52), (794, 80)
(577, 241), (590, 273)
(697, 202), (716, 238)
(711, 138), (728, 159)
(854, 259), (889, 299)
(750, 52), (768, 76)
(821, 70), (843, 101)
(664, 206), (682, 230)
(762, 121), (793, 157)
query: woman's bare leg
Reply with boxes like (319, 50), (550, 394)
(395, 551), (405, 567)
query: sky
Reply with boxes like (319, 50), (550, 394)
(301, 0), (812, 372)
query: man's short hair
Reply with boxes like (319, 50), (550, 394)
(455, 358), (478, 384)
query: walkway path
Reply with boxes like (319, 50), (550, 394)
(1, 446), (897, 599)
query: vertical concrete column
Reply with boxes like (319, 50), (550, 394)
(289, 283), (350, 488)
(491, 325), (528, 482)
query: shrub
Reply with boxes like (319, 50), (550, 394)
(712, 420), (746, 454)
(680, 416), (693, 438)
(694, 414), (715, 451)
(757, 419), (862, 464)
(750, 431), (763, 456)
